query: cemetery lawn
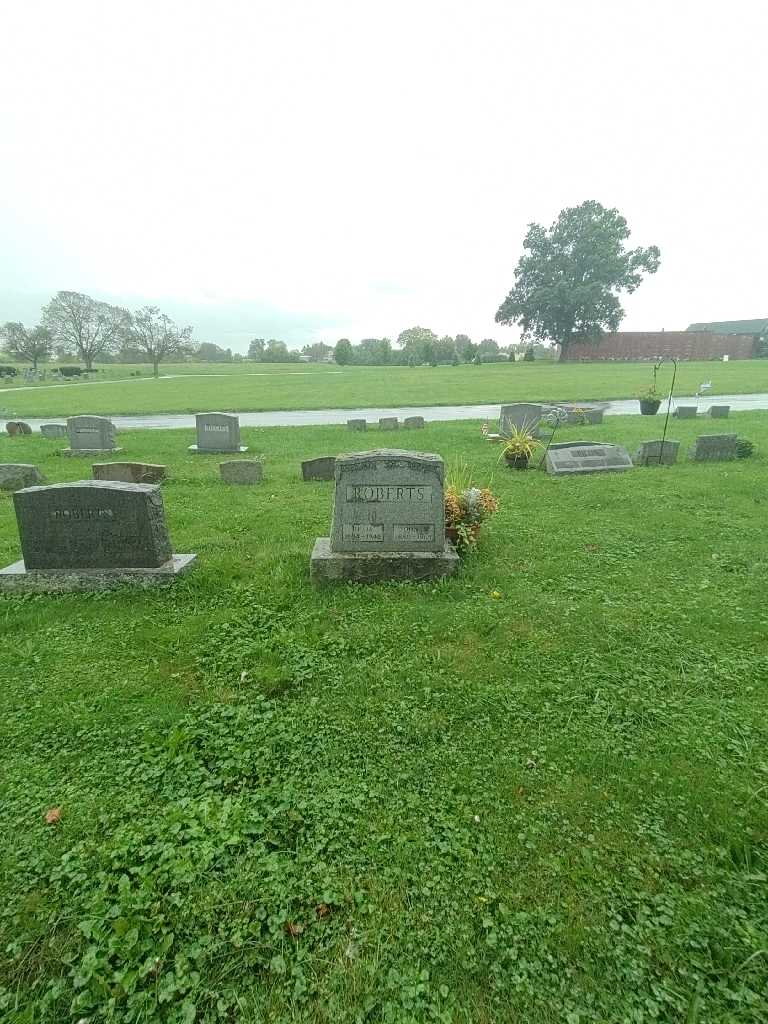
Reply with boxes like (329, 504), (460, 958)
(1, 414), (767, 1023)
(2, 358), (768, 417)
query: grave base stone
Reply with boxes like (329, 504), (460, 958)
(220, 460), (263, 484)
(62, 447), (124, 458)
(0, 556), (196, 593)
(92, 463), (167, 484)
(310, 537), (459, 583)
(635, 439), (680, 466)
(0, 465), (45, 491)
(302, 457), (336, 481)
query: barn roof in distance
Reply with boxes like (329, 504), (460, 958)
(686, 318), (768, 335)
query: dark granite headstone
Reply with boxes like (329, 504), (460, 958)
(301, 456), (336, 481)
(545, 441), (633, 476)
(189, 412), (247, 453)
(635, 439), (680, 466)
(402, 416), (425, 429)
(92, 462), (167, 484)
(689, 434), (738, 462)
(65, 416), (120, 454)
(379, 417), (399, 431)
(0, 465), (45, 491)
(673, 405), (697, 419)
(347, 419), (367, 431)
(220, 460), (263, 484)
(708, 405), (730, 419)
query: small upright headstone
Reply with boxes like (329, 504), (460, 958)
(402, 416), (425, 429)
(379, 417), (399, 431)
(0, 481), (196, 591)
(64, 416), (121, 456)
(347, 419), (367, 431)
(40, 423), (68, 439)
(220, 460), (263, 484)
(6, 421), (32, 436)
(545, 442), (634, 476)
(310, 449), (459, 583)
(189, 413), (247, 453)
(499, 403), (546, 435)
(585, 409), (604, 424)
(0, 465), (45, 492)
(92, 462), (167, 484)
(708, 405), (730, 419)
(674, 406), (698, 419)
(635, 439), (680, 466)
(301, 457), (336, 481)
(689, 434), (738, 462)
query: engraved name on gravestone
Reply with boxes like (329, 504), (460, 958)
(66, 416), (118, 452)
(13, 481), (172, 570)
(545, 441), (634, 476)
(331, 450), (445, 553)
(190, 413), (247, 453)
(689, 434), (738, 462)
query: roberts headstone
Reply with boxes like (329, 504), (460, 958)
(0, 464), (45, 492)
(301, 456), (336, 482)
(40, 423), (68, 439)
(92, 462), (167, 484)
(189, 412), (247, 453)
(635, 439), (680, 466)
(64, 416), (121, 456)
(545, 441), (634, 476)
(310, 449), (459, 583)
(689, 434), (738, 462)
(0, 481), (196, 591)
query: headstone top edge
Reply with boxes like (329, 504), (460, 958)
(14, 479), (161, 496)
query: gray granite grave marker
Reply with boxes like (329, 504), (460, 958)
(219, 460), (263, 484)
(379, 417), (399, 431)
(0, 481), (196, 591)
(499, 403), (546, 435)
(0, 464), (45, 491)
(64, 416), (121, 456)
(635, 439), (680, 466)
(189, 412), (247, 453)
(301, 456), (336, 481)
(689, 434), (738, 462)
(708, 405), (730, 418)
(673, 405), (697, 419)
(347, 419), (367, 431)
(6, 421), (32, 436)
(545, 441), (634, 476)
(40, 423), (68, 439)
(402, 416), (425, 429)
(310, 449), (459, 583)
(92, 462), (167, 484)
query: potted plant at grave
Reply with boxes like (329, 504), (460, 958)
(637, 385), (662, 415)
(500, 424), (543, 469)
(444, 461), (499, 550)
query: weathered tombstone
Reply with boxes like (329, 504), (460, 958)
(708, 405), (730, 419)
(301, 456), (336, 482)
(310, 449), (459, 583)
(673, 405), (698, 419)
(6, 421), (32, 436)
(585, 409), (604, 424)
(545, 441), (634, 476)
(499, 403), (546, 435)
(64, 415), (121, 455)
(689, 434), (738, 462)
(220, 460), (263, 485)
(379, 417), (399, 431)
(347, 419), (367, 431)
(40, 423), (68, 439)
(92, 462), (167, 484)
(189, 412), (247, 453)
(635, 439), (680, 466)
(0, 464), (45, 492)
(402, 416), (425, 429)
(0, 481), (196, 591)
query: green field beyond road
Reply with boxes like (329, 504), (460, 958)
(2, 359), (768, 417)
(1, 416), (767, 1021)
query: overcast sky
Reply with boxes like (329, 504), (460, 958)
(1, 0), (766, 352)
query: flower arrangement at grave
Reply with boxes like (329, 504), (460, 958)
(444, 460), (499, 551)
(500, 424), (543, 469)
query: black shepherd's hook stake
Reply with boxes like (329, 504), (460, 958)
(654, 357), (678, 465)
(537, 408), (563, 469)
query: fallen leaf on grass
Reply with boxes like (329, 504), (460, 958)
(284, 921), (304, 938)
(315, 903), (331, 919)
(45, 807), (62, 825)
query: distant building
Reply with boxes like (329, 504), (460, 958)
(561, 330), (758, 362)
(687, 319), (768, 341)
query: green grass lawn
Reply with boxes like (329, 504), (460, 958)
(2, 360), (768, 418)
(1, 416), (767, 1022)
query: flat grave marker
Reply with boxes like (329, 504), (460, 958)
(92, 462), (167, 484)
(220, 460), (263, 484)
(545, 441), (634, 476)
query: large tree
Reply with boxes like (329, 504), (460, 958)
(334, 338), (353, 365)
(0, 322), (53, 369)
(248, 338), (266, 361)
(42, 291), (129, 369)
(127, 306), (193, 377)
(495, 201), (660, 359)
(396, 326), (438, 364)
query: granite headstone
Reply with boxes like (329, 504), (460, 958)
(545, 441), (634, 476)
(92, 462), (167, 484)
(40, 423), (68, 439)
(673, 405), (697, 419)
(189, 412), (247, 453)
(65, 416), (121, 455)
(0, 464), (45, 491)
(347, 419), (367, 431)
(379, 417), (399, 431)
(635, 439), (680, 466)
(499, 403), (546, 435)
(689, 434), (738, 462)
(402, 416), (425, 429)
(708, 405), (730, 419)
(301, 457), (336, 481)
(219, 460), (263, 484)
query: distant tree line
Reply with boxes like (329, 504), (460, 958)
(327, 328), (551, 366)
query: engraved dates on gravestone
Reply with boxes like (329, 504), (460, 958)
(545, 441), (634, 476)
(92, 462), (167, 484)
(190, 413), (247, 453)
(0, 464), (45, 491)
(689, 434), (738, 462)
(635, 439), (680, 466)
(14, 481), (173, 569)
(301, 457), (336, 482)
(66, 416), (119, 453)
